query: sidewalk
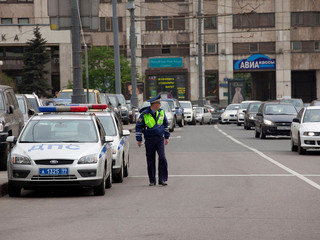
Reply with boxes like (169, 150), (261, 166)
(0, 123), (135, 197)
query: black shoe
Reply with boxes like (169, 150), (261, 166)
(159, 181), (167, 186)
(149, 183), (155, 186)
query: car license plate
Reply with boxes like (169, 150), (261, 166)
(277, 126), (290, 130)
(39, 168), (69, 175)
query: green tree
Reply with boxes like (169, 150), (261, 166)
(0, 72), (15, 89)
(82, 46), (136, 94)
(19, 26), (51, 97)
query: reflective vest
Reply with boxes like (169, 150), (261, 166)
(143, 110), (165, 129)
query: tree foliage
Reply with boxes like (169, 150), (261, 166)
(18, 26), (51, 97)
(82, 46), (136, 94)
(0, 73), (15, 89)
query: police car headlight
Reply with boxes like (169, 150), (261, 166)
(78, 154), (97, 164)
(12, 154), (31, 165)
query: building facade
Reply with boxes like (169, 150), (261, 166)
(0, 0), (320, 105)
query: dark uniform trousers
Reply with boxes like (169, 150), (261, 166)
(145, 136), (168, 184)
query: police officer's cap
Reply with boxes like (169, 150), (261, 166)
(148, 94), (161, 104)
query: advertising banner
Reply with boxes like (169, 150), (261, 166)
(234, 54), (276, 70)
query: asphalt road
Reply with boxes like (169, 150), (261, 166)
(0, 123), (320, 240)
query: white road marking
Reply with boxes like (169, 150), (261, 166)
(129, 174), (320, 178)
(214, 125), (320, 191)
(170, 136), (181, 139)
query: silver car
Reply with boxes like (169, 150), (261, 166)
(6, 105), (113, 197)
(95, 110), (130, 183)
(141, 101), (175, 132)
(195, 106), (212, 125)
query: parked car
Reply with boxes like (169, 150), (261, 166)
(180, 100), (196, 125)
(116, 93), (129, 125)
(24, 93), (42, 113)
(58, 89), (102, 104)
(278, 98), (304, 112)
(105, 93), (122, 122)
(243, 101), (262, 130)
(236, 100), (260, 126)
(162, 98), (184, 127)
(16, 94), (35, 125)
(95, 110), (130, 183)
(126, 100), (137, 123)
(6, 105), (113, 197)
(220, 104), (240, 124)
(0, 86), (24, 170)
(255, 102), (298, 139)
(195, 106), (212, 125)
(52, 98), (72, 106)
(100, 93), (115, 112)
(141, 101), (175, 132)
(291, 106), (320, 154)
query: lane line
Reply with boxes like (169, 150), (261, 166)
(214, 125), (320, 191)
(129, 174), (320, 178)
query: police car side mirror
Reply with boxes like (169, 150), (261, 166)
(28, 108), (35, 116)
(122, 130), (130, 136)
(104, 136), (114, 143)
(6, 136), (17, 144)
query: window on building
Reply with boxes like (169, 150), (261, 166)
(162, 45), (171, 54)
(17, 0), (34, 2)
(146, 16), (184, 31)
(99, 17), (122, 32)
(1, 18), (12, 24)
(292, 41), (302, 52)
(313, 12), (320, 25)
(205, 43), (217, 54)
(233, 13), (275, 28)
(18, 18), (29, 24)
(204, 16), (217, 29)
(249, 43), (258, 53)
(315, 41), (320, 51)
(205, 72), (218, 101)
(291, 12), (304, 26)
(5, 47), (24, 58)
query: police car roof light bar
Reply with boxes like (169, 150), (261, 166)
(39, 106), (89, 112)
(67, 104), (108, 110)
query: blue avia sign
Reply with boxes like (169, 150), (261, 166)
(234, 54), (276, 70)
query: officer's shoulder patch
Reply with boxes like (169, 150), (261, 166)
(138, 118), (142, 122)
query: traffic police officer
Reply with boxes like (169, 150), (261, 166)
(135, 94), (170, 186)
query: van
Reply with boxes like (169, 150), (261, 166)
(58, 89), (102, 104)
(0, 85), (24, 170)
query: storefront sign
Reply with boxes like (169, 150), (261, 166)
(149, 58), (183, 68)
(234, 54), (276, 70)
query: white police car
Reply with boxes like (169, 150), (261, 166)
(6, 105), (113, 197)
(94, 110), (130, 183)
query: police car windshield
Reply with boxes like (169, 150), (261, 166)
(97, 116), (117, 136)
(19, 120), (98, 143)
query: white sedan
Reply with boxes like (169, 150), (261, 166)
(291, 106), (320, 154)
(195, 106), (212, 125)
(220, 104), (240, 124)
